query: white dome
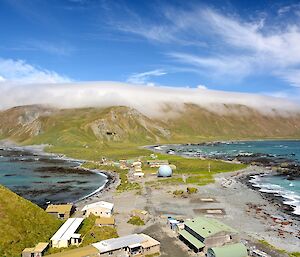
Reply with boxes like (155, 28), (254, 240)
(157, 165), (172, 177)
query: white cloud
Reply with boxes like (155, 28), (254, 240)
(169, 52), (254, 79)
(0, 58), (71, 83)
(109, 5), (300, 87)
(197, 84), (207, 90)
(126, 69), (167, 85)
(0, 81), (299, 117)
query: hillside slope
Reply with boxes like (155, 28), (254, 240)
(0, 185), (61, 257)
(0, 104), (300, 146)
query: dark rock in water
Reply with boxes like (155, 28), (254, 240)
(39, 175), (51, 178)
(4, 174), (17, 177)
(38, 157), (67, 164)
(287, 175), (295, 181)
(77, 181), (89, 184)
(34, 166), (93, 175)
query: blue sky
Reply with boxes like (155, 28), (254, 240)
(1, 0), (300, 100)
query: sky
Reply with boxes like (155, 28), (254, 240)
(1, 0), (300, 101)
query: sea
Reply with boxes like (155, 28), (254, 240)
(0, 147), (107, 207)
(156, 140), (300, 216)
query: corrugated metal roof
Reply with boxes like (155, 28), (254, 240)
(92, 234), (144, 253)
(208, 243), (248, 257)
(34, 242), (49, 252)
(51, 218), (83, 241)
(184, 216), (237, 238)
(82, 201), (113, 212)
(179, 230), (205, 249)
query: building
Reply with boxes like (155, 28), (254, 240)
(167, 217), (181, 231)
(92, 233), (160, 257)
(46, 246), (100, 257)
(132, 161), (142, 168)
(179, 216), (240, 253)
(95, 217), (115, 227)
(119, 159), (135, 169)
(157, 165), (173, 177)
(82, 201), (114, 217)
(50, 218), (84, 248)
(207, 243), (248, 257)
(45, 204), (74, 219)
(249, 247), (271, 257)
(133, 172), (144, 178)
(147, 159), (169, 168)
(22, 243), (49, 257)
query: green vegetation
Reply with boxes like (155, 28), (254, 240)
(127, 216), (145, 226)
(116, 170), (141, 192)
(79, 215), (118, 246)
(156, 153), (247, 186)
(187, 187), (198, 194)
(145, 254), (160, 257)
(0, 185), (62, 257)
(82, 162), (141, 193)
(173, 189), (185, 196)
(258, 240), (300, 257)
(45, 215), (118, 255)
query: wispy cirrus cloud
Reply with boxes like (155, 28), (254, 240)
(1, 40), (74, 56)
(127, 69), (167, 85)
(106, 4), (300, 93)
(0, 58), (71, 83)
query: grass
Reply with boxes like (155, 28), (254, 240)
(173, 189), (184, 196)
(82, 162), (141, 193)
(79, 215), (118, 246)
(154, 153), (247, 186)
(45, 215), (118, 255)
(258, 240), (300, 257)
(0, 185), (62, 257)
(127, 216), (145, 226)
(187, 187), (198, 194)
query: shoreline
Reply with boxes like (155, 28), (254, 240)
(0, 140), (116, 206)
(209, 166), (300, 251)
(145, 141), (300, 219)
(240, 172), (300, 218)
(1, 140), (299, 252)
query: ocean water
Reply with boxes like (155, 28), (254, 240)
(0, 148), (107, 206)
(162, 140), (300, 161)
(160, 140), (300, 216)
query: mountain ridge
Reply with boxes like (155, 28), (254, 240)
(0, 104), (300, 148)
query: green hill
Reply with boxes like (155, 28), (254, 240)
(0, 104), (300, 159)
(0, 185), (62, 257)
(0, 104), (300, 160)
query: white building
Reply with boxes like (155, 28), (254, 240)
(92, 233), (160, 256)
(50, 218), (84, 248)
(82, 201), (114, 218)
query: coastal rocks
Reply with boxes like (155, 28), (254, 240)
(34, 166), (94, 175)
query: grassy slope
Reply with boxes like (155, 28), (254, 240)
(0, 185), (62, 257)
(45, 215), (118, 256)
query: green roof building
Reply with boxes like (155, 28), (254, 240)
(207, 243), (248, 257)
(179, 216), (241, 253)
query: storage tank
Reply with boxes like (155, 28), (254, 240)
(157, 165), (172, 177)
